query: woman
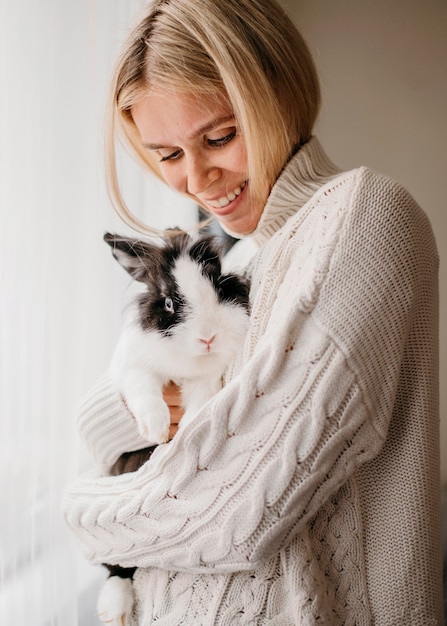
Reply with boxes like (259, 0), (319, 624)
(63, 0), (442, 624)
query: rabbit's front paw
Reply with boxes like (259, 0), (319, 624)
(97, 576), (134, 625)
(133, 397), (171, 444)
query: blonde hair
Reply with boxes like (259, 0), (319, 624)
(106, 0), (321, 234)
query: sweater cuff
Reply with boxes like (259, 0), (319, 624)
(77, 373), (149, 471)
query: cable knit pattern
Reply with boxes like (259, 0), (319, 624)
(63, 138), (442, 625)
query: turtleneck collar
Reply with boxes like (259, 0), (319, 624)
(221, 137), (341, 244)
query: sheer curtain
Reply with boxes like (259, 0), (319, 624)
(0, 2), (196, 625)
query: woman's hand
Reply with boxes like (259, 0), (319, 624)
(163, 381), (184, 439)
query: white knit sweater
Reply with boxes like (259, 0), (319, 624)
(63, 138), (442, 625)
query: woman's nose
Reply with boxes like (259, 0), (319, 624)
(186, 156), (221, 196)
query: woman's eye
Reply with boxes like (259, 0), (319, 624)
(207, 129), (237, 147)
(164, 296), (174, 313)
(159, 149), (182, 163)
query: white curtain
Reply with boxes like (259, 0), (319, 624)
(0, 2), (196, 624)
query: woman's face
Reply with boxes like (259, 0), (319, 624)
(131, 91), (267, 235)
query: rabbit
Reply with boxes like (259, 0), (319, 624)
(96, 230), (250, 626)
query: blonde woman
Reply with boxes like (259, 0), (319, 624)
(63, 0), (442, 624)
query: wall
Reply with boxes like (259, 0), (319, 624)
(282, 0), (447, 481)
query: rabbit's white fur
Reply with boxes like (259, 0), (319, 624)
(111, 253), (249, 443)
(97, 576), (134, 626)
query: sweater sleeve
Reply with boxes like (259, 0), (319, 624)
(77, 373), (151, 472)
(62, 169), (437, 574)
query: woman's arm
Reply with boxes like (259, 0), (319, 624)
(76, 373), (149, 473)
(63, 170), (437, 574)
(77, 375), (183, 473)
(62, 314), (380, 574)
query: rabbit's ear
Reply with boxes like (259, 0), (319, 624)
(189, 235), (222, 280)
(103, 233), (159, 283)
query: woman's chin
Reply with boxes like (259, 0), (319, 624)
(216, 213), (259, 236)
(213, 197), (264, 236)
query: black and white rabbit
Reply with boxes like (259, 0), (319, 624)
(96, 230), (250, 625)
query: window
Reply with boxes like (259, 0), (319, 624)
(0, 2), (196, 624)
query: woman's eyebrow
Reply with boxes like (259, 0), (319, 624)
(144, 115), (235, 150)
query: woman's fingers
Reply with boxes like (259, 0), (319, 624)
(163, 381), (184, 438)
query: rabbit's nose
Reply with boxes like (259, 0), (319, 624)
(199, 335), (216, 352)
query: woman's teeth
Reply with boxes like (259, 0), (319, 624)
(208, 181), (246, 208)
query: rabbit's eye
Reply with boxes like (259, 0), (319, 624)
(164, 296), (174, 313)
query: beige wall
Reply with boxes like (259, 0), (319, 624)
(282, 0), (447, 481)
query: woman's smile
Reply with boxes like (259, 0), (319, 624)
(206, 180), (247, 210)
(131, 92), (266, 235)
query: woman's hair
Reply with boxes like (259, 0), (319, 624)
(106, 0), (321, 234)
